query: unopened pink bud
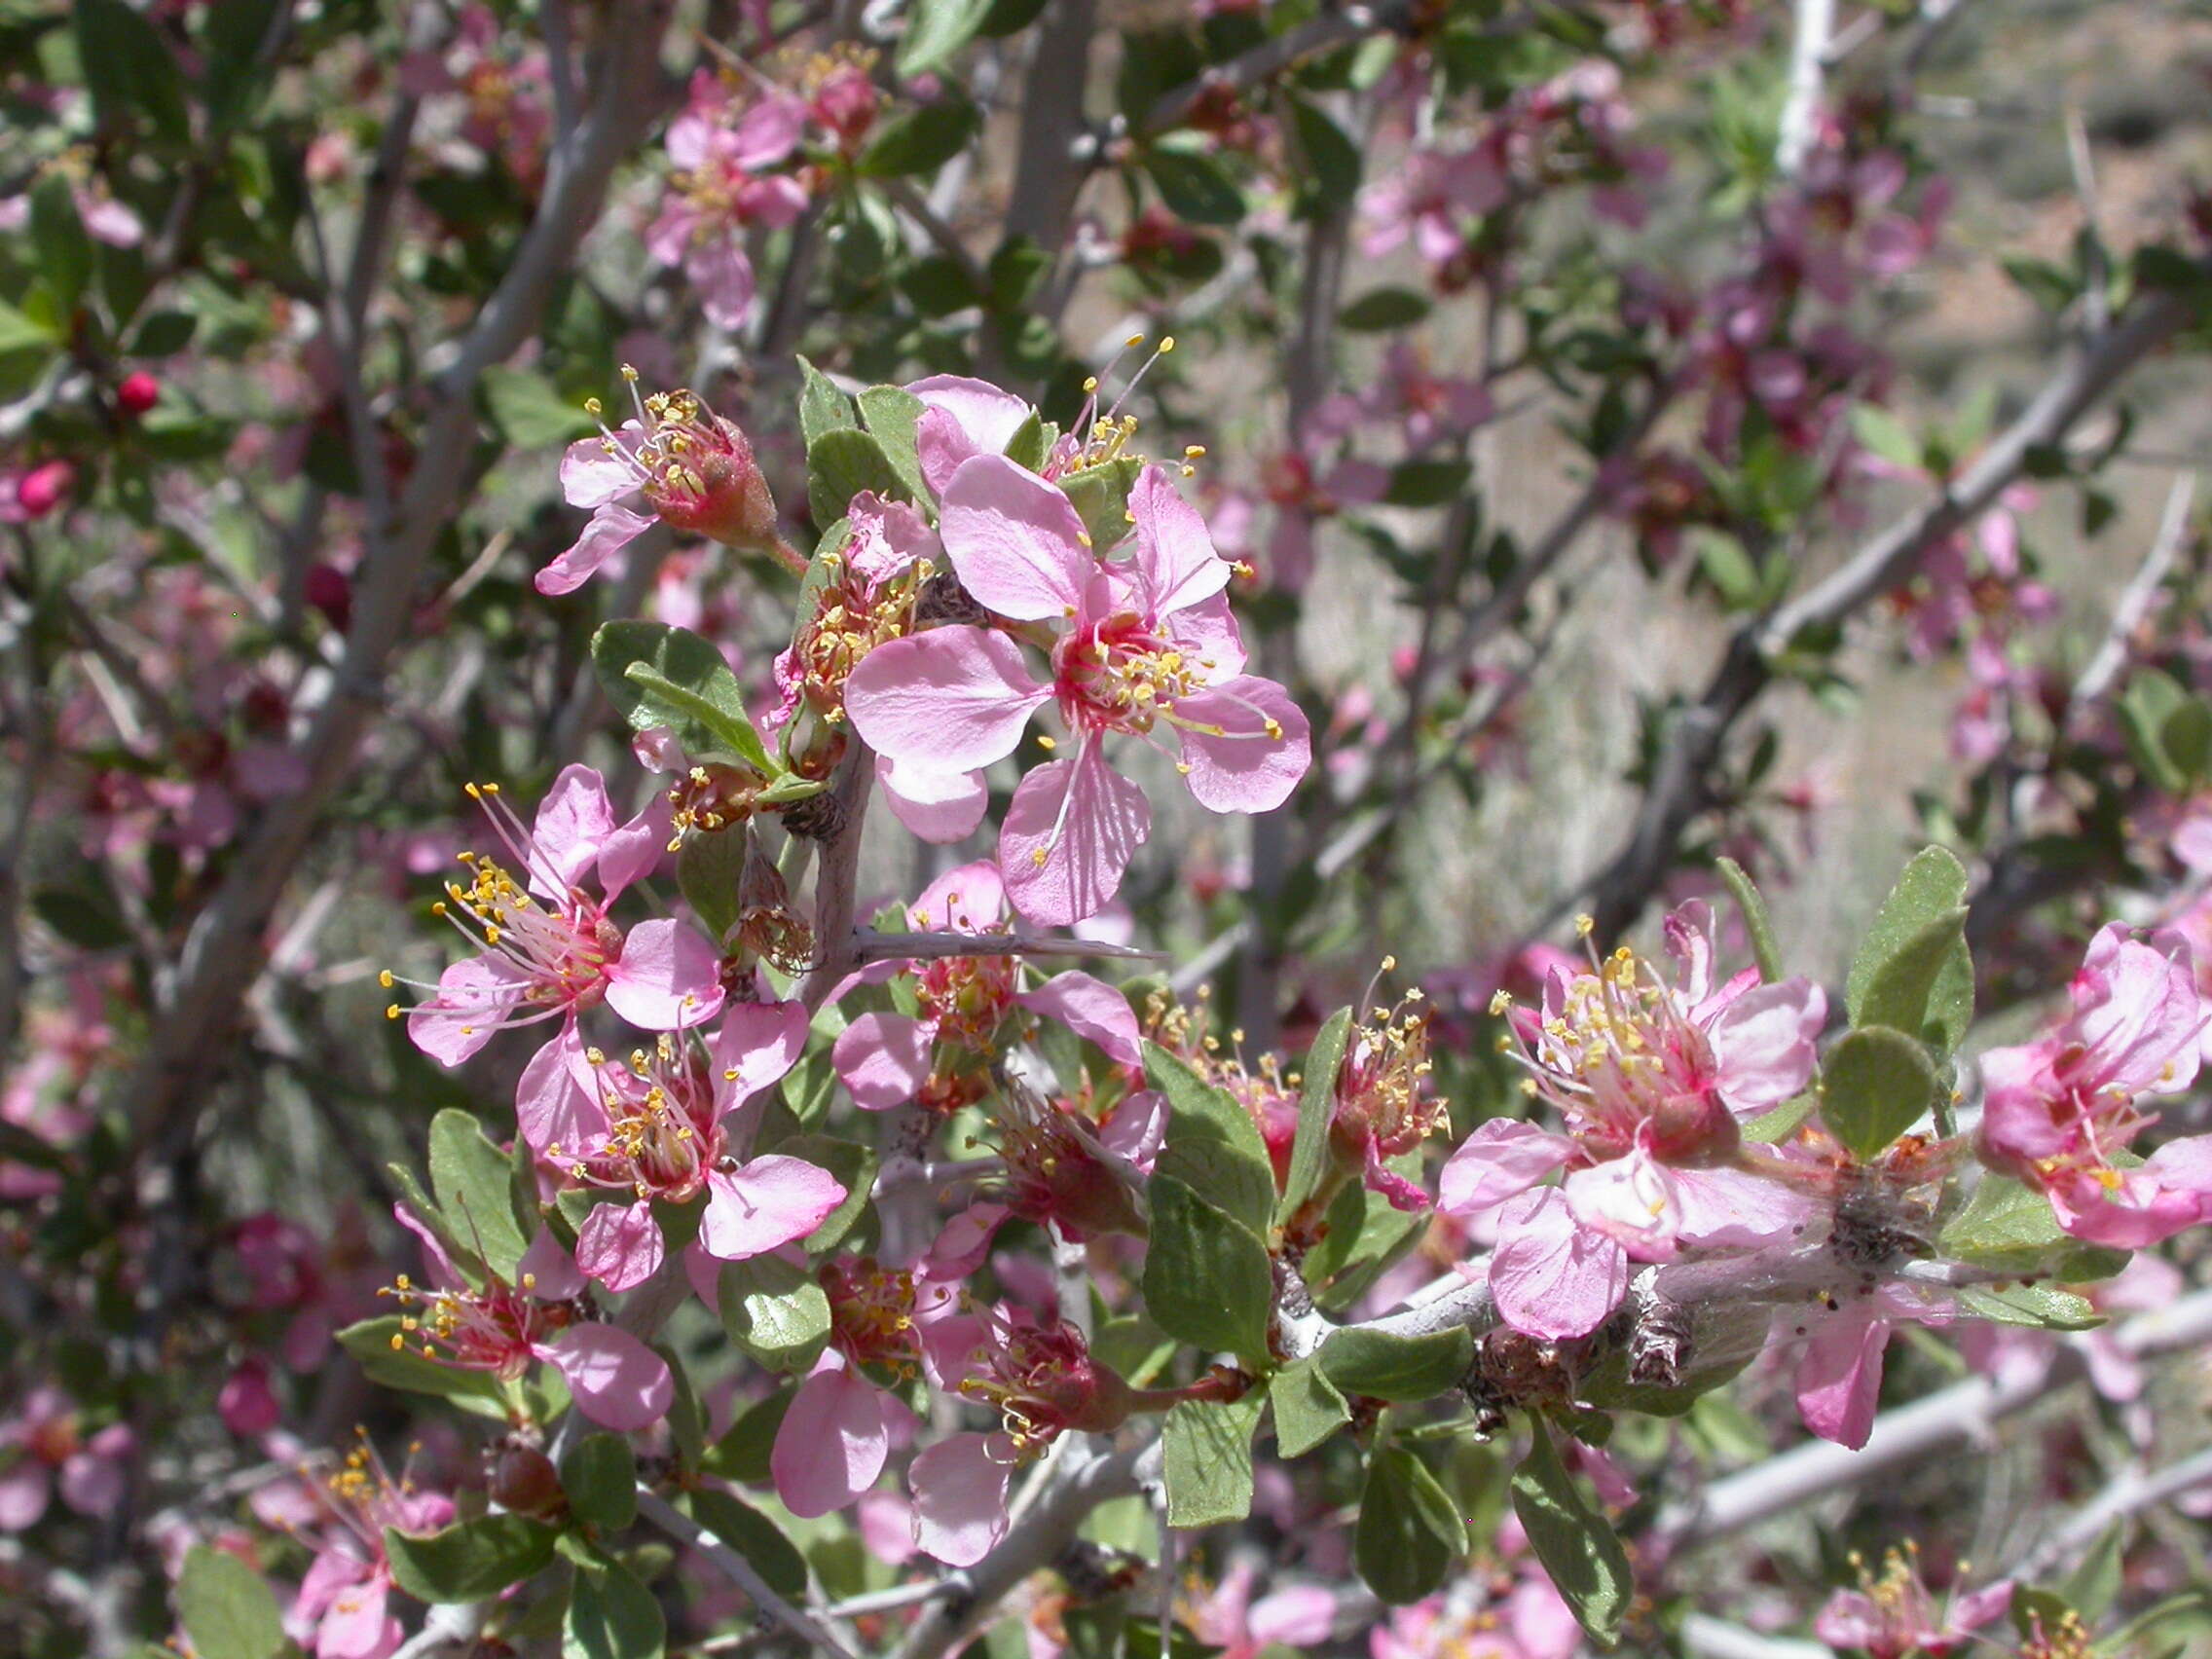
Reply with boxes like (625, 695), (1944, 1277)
(17, 459), (74, 517)
(217, 1360), (280, 1437)
(116, 371), (161, 417)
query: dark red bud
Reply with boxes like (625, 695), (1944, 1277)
(486, 1445), (565, 1517)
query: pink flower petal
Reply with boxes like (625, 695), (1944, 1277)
(1487, 1186), (1629, 1341)
(712, 999), (811, 1114)
(845, 628), (1050, 772)
(688, 236), (757, 333)
(540, 1325), (675, 1433)
(406, 955), (533, 1067)
(1437, 1120), (1577, 1215)
(910, 1431), (1014, 1567)
(1130, 463), (1232, 613)
(561, 430), (642, 510)
(513, 1027), (591, 1153)
(876, 753), (989, 843)
(528, 764), (617, 898)
(1709, 978), (1826, 1112)
(605, 918), (726, 1030)
(832, 1012), (936, 1110)
(575, 1199), (666, 1293)
(1171, 677), (1311, 814)
(998, 749), (1151, 928)
(1017, 972), (1141, 1064)
(940, 455), (1095, 620)
(699, 1156), (847, 1261)
(1794, 1309), (1890, 1449)
(913, 859), (1006, 931)
(774, 1366), (893, 1518)
(536, 503), (653, 596)
(907, 375), (1034, 498)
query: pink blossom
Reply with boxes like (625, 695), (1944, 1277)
(1814, 1549), (2011, 1659)
(514, 1002), (838, 1292)
(398, 767), (721, 1066)
(0, 1386), (133, 1532)
(1438, 902), (1825, 1337)
(766, 1258), (951, 1519)
(649, 73), (808, 330)
(541, 379), (779, 594)
(1185, 1561), (1338, 1658)
(283, 1440), (456, 1659)
(845, 458), (1309, 924)
(1976, 923), (2212, 1246)
(386, 1212), (675, 1432)
(830, 861), (1141, 1112)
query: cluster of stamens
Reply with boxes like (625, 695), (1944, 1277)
(823, 1257), (922, 1377)
(548, 1039), (723, 1205)
(1491, 920), (1727, 1160)
(666, 762), (765, 849)
(379, 1266), (568, 1378)
(1334, 965), (1447, 1162)
(791, 548), (930, 723)
(955, 1310), (1124, 1457)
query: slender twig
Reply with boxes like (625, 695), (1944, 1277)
(1655, 1286), (2212, 1547)
(635, 1488), (861, 1659)
(1776, 0), (1837, 176)
(2014, 1445), (2212, 1581)
(2065, 475), (2194, 719)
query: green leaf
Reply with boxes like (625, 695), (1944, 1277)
(1145, 141), (1246, 227)
(1161, 1391), (1265, 1527)
(1141, 1175), (1273, 1366)
(1318, 1326), (1472, 1403)
(858, 97), (980, 177)
(428, 1109), (530, 1281)
(1383, 458), (1472, 508)
(677, 828), (748, 946)
(560, 1434), (638, 1532)
(385, 1516), (559, 1604)
(1059, 457), (1144, 551)
(1270, 1354), (1349, 1456)
(591, 620), (774, 777)
(1854, 906), (1973, 1060)
(796, 356), (857, 446)
(74, 0), (190, 141)
(565, 1553), (665, 1659)
(1279, 1009), (1350, 1227)
(704, 1385), (794, 1483)
(2063, 1521), (2125, 1622)
(1820, 1026), (1939, 1161)
(806, 424), (910, 524)
(1714, 857), (1784, 983)
(1741, 1089), (1818, 1145)
(0, 297), (59, 359)
(1145, 1039), (1276, 1235)
(177, 1548), (285, 1659)
(1512, 1423), (1630, 1645)
(1938, 1175), (2128, 1279)
(897, 0), (994, 77)
(1953, 1282), (2099, 1331)
(337, 1317), (514, 1418)
(29, 171), (92, 318)
(1845, 846), (1973, 1057)
(1285, 96), (1361, 218)
(858, 385), (931, 503)
(1357, 1442), (1466, 1605)
(688, 1488), (809, 1599)
(483, 366), (598, 449)
(718, 1255), (832, 1371)
(1848, 404), (1924, 473)
(1339, 287), (1431, 332)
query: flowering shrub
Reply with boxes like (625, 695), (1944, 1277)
(8, 4), (2212, 1659)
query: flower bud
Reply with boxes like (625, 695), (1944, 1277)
(17, 459), (75, 518)
(217, 1360), (281, 1437)
(116, 371), (161, 417)
(485, 1443), (565, 1518)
